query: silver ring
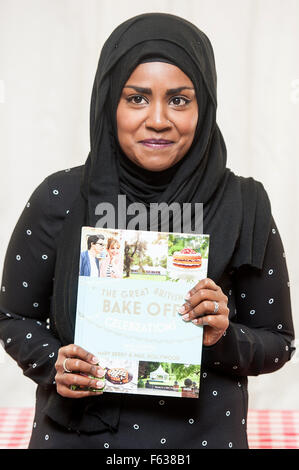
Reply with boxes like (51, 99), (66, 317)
(213, 301), (219, 314)
(63, 358), (72, 373)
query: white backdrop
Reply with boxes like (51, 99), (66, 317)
(0, 0), (298, 410)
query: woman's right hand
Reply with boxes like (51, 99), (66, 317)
(55, 344), (106, 398)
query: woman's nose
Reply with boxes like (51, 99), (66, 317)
(145, 102), (171, 131)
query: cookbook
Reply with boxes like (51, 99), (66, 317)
(74, 227), (209, 398)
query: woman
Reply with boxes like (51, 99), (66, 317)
(0, 13), (295, 449)
(100, 238), (122, 278)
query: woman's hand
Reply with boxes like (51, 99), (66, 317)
(178, 278), (229, 346)
(55, 344), (106, 398)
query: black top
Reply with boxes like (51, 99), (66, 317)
(0, 166), (295, 449)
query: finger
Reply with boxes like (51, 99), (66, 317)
(59, 344), (99, 364)
(191, 313), (229, 331)
(56, 383), (104, 399)
(185, 278), (219, 299)
(60, 359), (106, 378)
(180, 301), (212, 322)
(56, 371), (105, 390)
(179, 288), (225, 315)
(181, 300), (229, 322)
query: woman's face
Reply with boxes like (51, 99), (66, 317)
(116, 62), (198, 172)
(108, 243), (120, 258)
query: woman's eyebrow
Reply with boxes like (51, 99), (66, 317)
(123, 85), (195, 95)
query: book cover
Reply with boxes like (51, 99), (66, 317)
(74, 227), (209, 398)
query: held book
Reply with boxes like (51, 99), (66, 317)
(74, 227), (209, 398)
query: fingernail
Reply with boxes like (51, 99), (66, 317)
(182, 313), (189, 321)
(92, 356), (99, 364)
(184, 292), (191, 300)
(97, 368), (105, 377)
(178, 306), (186, 314)
(96, 380), (105, 389)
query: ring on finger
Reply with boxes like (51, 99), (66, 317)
(213, 300), (219, 314)
(63, 358), (72, 373)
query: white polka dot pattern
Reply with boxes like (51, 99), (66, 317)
(0, 169), (294, 449)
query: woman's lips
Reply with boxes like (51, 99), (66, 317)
(140, 139), (174, 149)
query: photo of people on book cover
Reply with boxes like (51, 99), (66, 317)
(79, 228), (124, 279)
(78, 228), (210, 284)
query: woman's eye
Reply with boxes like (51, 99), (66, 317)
(127, 95), (147, 105)
(170, 96), (190, 106)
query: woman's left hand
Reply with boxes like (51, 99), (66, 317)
(178, 278), (229, 346)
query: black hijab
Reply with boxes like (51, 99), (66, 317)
(46, 13), (272, 432)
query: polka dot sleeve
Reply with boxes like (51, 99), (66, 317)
(0, 177), (62, 387)
(202, 218), (295, 376)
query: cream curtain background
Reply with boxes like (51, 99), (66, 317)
(0, 0), (298, 410)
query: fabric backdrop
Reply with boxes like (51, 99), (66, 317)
(0, 0), (298, 410)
